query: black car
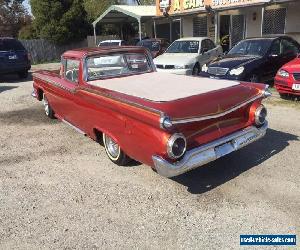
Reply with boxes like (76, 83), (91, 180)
(200, 35), (300, 83)
(0, 37), (31, 79)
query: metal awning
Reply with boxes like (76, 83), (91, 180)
(92, 5), (156, 44)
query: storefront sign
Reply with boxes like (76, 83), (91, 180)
(157, 0), (206, 16)
(156, 0), (269, 16)
(212, 0), (266, 7)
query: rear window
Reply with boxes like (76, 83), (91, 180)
(0, 39), (25, 51)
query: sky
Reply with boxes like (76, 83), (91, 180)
(23, 0), (32, 15)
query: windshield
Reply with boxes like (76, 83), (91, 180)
(228, 40), (272, 56)
(0, 39), (25, 51)
(166, 41), (199, 53)
(138, 41), (160, 52)
(86, 53), (151, 81)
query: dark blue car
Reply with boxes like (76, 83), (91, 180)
(0, 38), (31, 79)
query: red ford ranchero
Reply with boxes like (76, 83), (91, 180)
(32, 46), (271, 178)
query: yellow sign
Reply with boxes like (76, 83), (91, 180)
(156, 0), (269, 16)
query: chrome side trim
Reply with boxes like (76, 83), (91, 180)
(171, 94), (262, 125)
(33, 73), (75, 93)
(152, 122), (268, 178)
(263, 84), (272, 98)
(31, 90), (37, 98)
(62, 119), (86, 135)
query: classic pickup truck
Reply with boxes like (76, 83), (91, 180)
(32, 47), (271, 177)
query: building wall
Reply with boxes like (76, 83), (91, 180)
(182, 16), (193, 37)
(154, 1), (300, 43)
(285, 1), (300, 43)
(245, 7), (262, 38)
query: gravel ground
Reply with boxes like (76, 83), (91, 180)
(0, 63), (299, 249)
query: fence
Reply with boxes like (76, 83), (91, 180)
(20, 39), (88, 64)
(20, 35), (122, 64)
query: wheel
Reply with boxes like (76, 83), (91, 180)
(192, 64), (200, 76)
(43, 93), (55, 119)
(249, 74), (259, 83)
(103, 133), (131, 166)
(18, 70), (28, 79)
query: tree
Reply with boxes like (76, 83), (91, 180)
(0, 0), (28, 37)
(83, 0), (118, 23)
(30, 0), (90, 44)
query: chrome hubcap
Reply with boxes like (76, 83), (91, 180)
(43, 95), (49, 116)
(105, 135), (120, 158)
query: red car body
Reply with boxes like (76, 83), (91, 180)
(275, 55), (300, 97)
(32, 47), (270, 177)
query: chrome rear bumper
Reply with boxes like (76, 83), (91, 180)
(152, 122), (268, 178)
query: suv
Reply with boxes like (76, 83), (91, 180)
(0, 38), (31, 78)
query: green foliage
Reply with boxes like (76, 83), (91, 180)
(18, 23), (37, 39)
(30, 0), (90, 44)
(0, 0), (28, 37)
(83, 0), (118, 23)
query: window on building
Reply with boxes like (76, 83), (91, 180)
(193, 16), (207, 37)
(231, 15), (245, 47)
(263, 8), (287, 35)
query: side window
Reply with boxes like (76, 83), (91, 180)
(207, 39), (216, 50)
(270, 40), (281, 55)
(281, 39), (299, 55)
(201, 40), (209, 52)
(65, 59), (80, 83)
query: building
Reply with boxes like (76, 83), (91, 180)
(154, 0), (300, 48)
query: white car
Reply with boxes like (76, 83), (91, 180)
(98, 40), (126, 47)
(153, 37), (223, 75)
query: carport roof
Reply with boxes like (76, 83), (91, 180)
(92, 5), (156, 26)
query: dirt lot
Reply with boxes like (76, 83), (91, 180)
(0, 63), (299, 249)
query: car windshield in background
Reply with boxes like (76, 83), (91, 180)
(138, 41), (160, 51)
(166, 41), (199, 53)
(0, 39), (25, 51)
(86, 53), (151, 81)
(99, 42), (120, 47)
(228, 39), (272, 56)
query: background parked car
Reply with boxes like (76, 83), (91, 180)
(200, 35), (300, 83)
(98, 40), (127, 47)
(275, 54), (300, 98)
(137, 38), (169, 58)
(153, 37), (223, 75)
(0, 37), (31, 79)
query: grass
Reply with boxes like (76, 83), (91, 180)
(263, 87), (300, 109)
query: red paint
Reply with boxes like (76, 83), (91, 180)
(275, 56), (300, 96)
(33, 47), (266, 168)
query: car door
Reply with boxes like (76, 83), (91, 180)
(46, 57), (82, 125)
(261, 39), (283, 82)
(207, 39), (219, 60)
(198, 39), (211, 65)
